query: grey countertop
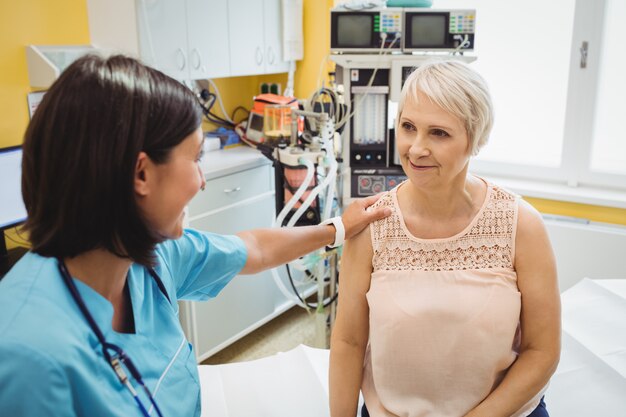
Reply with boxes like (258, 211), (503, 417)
(200, 145), (271, 180)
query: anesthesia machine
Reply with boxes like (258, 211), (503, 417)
(330, 4), (477, 202)
(236, 90), (348, 345)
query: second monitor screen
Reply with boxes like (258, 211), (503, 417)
(410, 15), (446, 47)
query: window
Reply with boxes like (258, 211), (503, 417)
(589, 0), (626, 177)
(436, 0), (626, 195)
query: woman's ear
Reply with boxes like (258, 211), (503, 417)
(134, 151), (151, 197)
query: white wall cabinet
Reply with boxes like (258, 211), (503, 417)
(179, 162), (298, 362)
(227, 0), (290, 76)
(186, 0), (231, 79)
(87, 0), (231, 81)
(88, 0), (288, 80)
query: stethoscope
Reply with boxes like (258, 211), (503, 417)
(57, 259), (167, 417)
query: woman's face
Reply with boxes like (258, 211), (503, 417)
(139, 127), (205, 239)
(396, 91), (471, 188)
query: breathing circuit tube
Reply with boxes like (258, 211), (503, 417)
(270, 143), (339, 309)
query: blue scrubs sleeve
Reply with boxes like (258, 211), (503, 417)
(156, 229), (248, 301)
(0, 342), (74, 417)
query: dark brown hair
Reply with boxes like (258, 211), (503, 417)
(21, 54), (202, 266)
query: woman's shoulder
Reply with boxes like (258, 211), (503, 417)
(367, 190), (396, 212)
(484, 179), (519, 202)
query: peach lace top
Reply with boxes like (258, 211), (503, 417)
(361, 180), (545, 417)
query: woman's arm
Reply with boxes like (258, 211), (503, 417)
(237, 194), (390, 274)
(465, 200), (561, 417)
(329, 226), (373, 417)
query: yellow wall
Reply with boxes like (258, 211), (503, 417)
(0, 0), (624, 253)
(0, 1), (90, 148)
(525, 198), (626, 226)
(0, 1), (91, 249)
(294, 0), (335, 98)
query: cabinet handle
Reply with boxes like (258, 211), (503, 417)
(176, 48), (186, 71)
(223, 186), (241, 194)
(267, 46), (275, 65)
(255, 47), (263, 66)
(191, 48), (202, 70)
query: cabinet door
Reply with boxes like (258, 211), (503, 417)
(188, 194), (276, 360)
(227, 0), (265, 76)
(263, 0), (290, 74)
(136, 0), (188, 80)
(186, 0), (230, 79)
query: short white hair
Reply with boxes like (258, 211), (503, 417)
(397, 59), (493, 155)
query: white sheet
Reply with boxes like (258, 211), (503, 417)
(198, 345), (329, 417)
(546, 278), (626, 416)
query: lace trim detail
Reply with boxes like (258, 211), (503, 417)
(371, 184), (518, 271)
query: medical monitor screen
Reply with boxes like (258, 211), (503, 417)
(0, 147), (27, 229)
(337, 15), (373, 47)
(410, 15), (446, 47)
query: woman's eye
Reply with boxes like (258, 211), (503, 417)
(196, 151), (204, 162)
(401, 122), (415, 131)
(431, 129), (449, 137)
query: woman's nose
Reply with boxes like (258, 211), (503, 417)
(197, 164), (206, 191)
(409, 134), (431, 158)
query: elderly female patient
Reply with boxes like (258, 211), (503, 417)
(329, 60), (561, 417)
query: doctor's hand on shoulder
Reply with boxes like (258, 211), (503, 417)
(340, 194), (392, 240)
(236, 194), (391, 275)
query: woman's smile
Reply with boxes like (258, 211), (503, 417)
(408, 160), (437, 171)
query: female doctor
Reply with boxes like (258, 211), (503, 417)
(0, 54), (390, 417)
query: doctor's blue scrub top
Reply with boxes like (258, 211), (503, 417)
(0, 229), (248, 417)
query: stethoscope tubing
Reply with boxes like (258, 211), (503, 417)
(57, 259), (165, 417)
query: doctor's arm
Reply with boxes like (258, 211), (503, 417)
(329, 227), (373, 417)
(236, 194), (390, 275)
(464, 200), (561, 417)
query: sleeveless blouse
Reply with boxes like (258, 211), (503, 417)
(362, 180), (545, 417)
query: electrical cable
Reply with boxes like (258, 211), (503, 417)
(284, 60), (296, 97)
(230, 106), (250, 124)
(285, 263), (338, 309)
(197, 90), (233, 128)
(453, 34), (471, 53)
(207, 79), (235, 124)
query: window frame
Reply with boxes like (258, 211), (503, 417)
(469, 0), (626, 200)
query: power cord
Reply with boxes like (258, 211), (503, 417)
(198, 89), (235, 128)
(285, 263), (338, 309)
